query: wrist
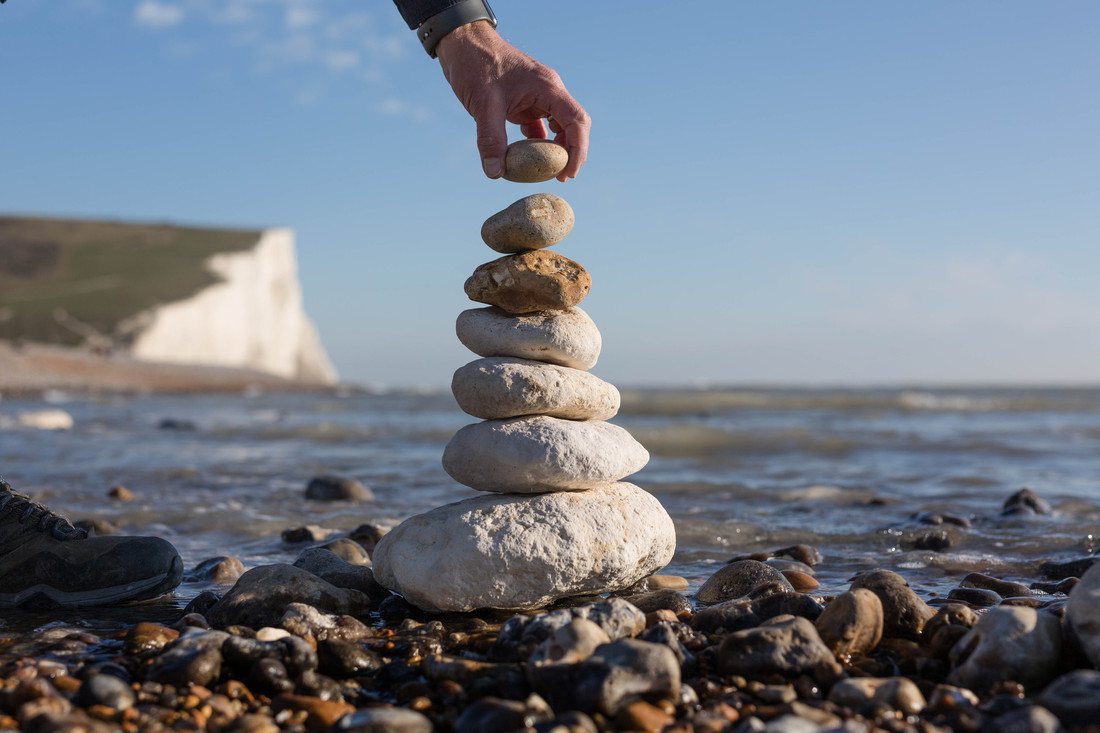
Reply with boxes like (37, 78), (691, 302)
(435, 20), (499, 64)
(419, 0), (497, 59)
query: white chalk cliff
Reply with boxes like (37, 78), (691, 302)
(128, 229), (338, 384)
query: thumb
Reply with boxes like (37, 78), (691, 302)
(473, 98), (508, 179)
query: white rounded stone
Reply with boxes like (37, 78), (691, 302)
(372, 482), (676, 612)
(443, 415), (649, 493)
(452, 357), (620, 421)
(456, 306), (601, 370)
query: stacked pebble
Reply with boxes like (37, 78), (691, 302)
(374, 139), (676, 613)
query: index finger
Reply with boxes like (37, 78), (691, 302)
(546, 97), (591, 180)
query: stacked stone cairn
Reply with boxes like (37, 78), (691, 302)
(374, 139), (677, 613)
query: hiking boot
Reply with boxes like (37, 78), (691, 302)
(0, 477), (183, 609)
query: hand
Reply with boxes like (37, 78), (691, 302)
(436, 21), (590, 182)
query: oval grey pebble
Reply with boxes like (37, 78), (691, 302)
(335, 707), (433, 733)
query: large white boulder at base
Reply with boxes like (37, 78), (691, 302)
(443, 415), (649, 493)
(452, 357), (620, 421)
(372, 482), (676, 612)
(456, 307), (601, 371)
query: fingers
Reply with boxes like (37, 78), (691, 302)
(473, 96), (509, 179)
(520, 119), (549, 139)
(545, 98), (590, 181)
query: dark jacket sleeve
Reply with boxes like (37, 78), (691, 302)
(392, 0), (466, 30)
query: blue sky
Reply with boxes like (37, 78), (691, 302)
(2, 1), (1099, 387)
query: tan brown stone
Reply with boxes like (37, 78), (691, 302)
(503, 139), (568, 182)
(481, 193), (574, 253)
(464, 250), (591, 314)
(814, 588), (884, 660)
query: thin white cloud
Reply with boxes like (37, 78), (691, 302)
(134, 0), (184, 29)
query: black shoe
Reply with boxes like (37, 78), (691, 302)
(0, 477), (183, 609)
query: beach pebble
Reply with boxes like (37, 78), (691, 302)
(293, 548), (386, 600)
(947, 587), (1002, 606)
(334, 707), (434, 733)
(948, 606), (1063, 693)
(76, 673), (135, 711)
(692, 582), (824, 634)
(622, 588), (693, 616)
(107, 485), (134, 501)
(696, 560), (794, 604)
(453, 695), (552, 733)
(305, 475), (373, 501)
(73, 518), (120, 536)
(279, 603), (374, 643)
(781, 570), (820, 592)
(850, 569), (935, 640)
(184, 556), (245, 584)
(986, 706), (1064, 733)
(529, 618), (611, 667)
(482, 193), (574, 253)
(206, 564), (372, 628)
(465, 250), (591, 314)
(317, 638), (382, 678)
(1040, 556), (1099, 580)
(814, 588), (884, 660)
(1002, 487), (1053, 516)
(961, 572), (1033, 599)
(1037, 669), (1100, 727)
(716, 616), (844, 685)
(648, 574), (690, 591)
(319, 537), (373, 565)
(146, 630), (229, 687)
(373, 483), (675, 612)
(443, 415), (648, 493)
(495, 598), (647, 657)
(1066, 562), (1100, 667)
(828, 677), (926, 716)
(452, 357), (619, 421)
(457, 306), (601, 370)
(532, 638), (680, 716)
(503, 139), (568, 182)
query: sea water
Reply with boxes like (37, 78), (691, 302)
(2, 386), (1098, 630)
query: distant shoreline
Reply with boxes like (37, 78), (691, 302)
(0, 339), (337, 397)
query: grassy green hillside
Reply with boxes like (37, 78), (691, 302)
(0, 217), (261, 346)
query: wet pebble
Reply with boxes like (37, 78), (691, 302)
(696, 560), (794, 604)
(145, 630), (229, 687)
(1002, 487), (1053, 516)
(647, 574), (689, 591)
(983, 705), (1063, 733)
(718, 616), (843, 685)
(184, 556), (245, 584)
(850, 568), (935, 640)
(334, 707), (433, 733)
(1037, 669), (1100, 727)
(123, 622), (179, 655)
(293, 548), (386, 600)
(781, 570), (820, 592)
(279, 603), (375, 643)
(206, 564), (372, 628)
(317, 639), (382, 678)
(692, 582), (824, 634)
(948, 606), (1063, 693)
(948, 587), (1002, 606)
(76, 673), (134, 711)
(305, 474), (373, 501)
(962, 572), (1033, 598)
(107, 485), (135, 501)
(828, 676), (926, 716)
(621, 588), (692, 615)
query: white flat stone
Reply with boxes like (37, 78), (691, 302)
(456, 306), (601, 370)
(452, 357), (620, 421)
(372, 482), (676, 612)
(443, 415), (648, 493)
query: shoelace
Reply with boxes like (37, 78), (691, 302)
(0, 478), (87, 541)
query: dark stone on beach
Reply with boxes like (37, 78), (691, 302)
(1040, 556), (1100, 580)
(158, 418), (197, 431)
(206, 564), (372, 629)
(622, 588), (692, 615)
(948, 587), (1002, 606)
(348, 523), (386, 553)
(184, 556), (245, 584)
(247, 658), (294, 695)
(317, 639), (382, 678)
(1031, 577), (1078, 594)
(961, 572), (1033, 598)
(222, 634), (317, 678)
(692, 582), (824, 634)
(981, 705), (1063, 733)
(305, 474), (373, 501)
(717, 616), (844, 685)
(639, 621), (696, 674)
(73, 518), (120, 535)
(1003, 488), (1053, 516)
(1038, 670), (1100, 727)
(145, 630), (229, 687)
(696, 560), (794, 604)
(815, 588), (884, 659)
(294, 670), (343, 702)
(335, 707), (433, 733)
(731, 544), (823, 567)
(378, 595), (425, 625)
(922, 604), (978, 655)
(76, 673), (134, 710)
(454, 695), (552, 733)
(948, 606), (1063, 694)
(293, 548), (386, 601)
(913, 511), (972, 528)
(907, 524), (966, 551)
(850, 568), (935, 640)
(320, 538), (372, 565)
(182, 590), (221, 617)
(282, 526), (326, 543)
(531, 638), (680, 716)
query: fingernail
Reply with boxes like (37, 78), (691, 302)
(483, 157), (502, 178)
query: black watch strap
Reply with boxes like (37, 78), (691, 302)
(418, 0), (497, 59)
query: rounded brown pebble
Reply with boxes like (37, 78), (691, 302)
(814, 588), (884, 660)
(503, 139), (568, 182)
(108, 486), (135, 501)
(482, 193), (574, 253)
(464, 250), (591, 314)
(782, 570), (820, 592)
